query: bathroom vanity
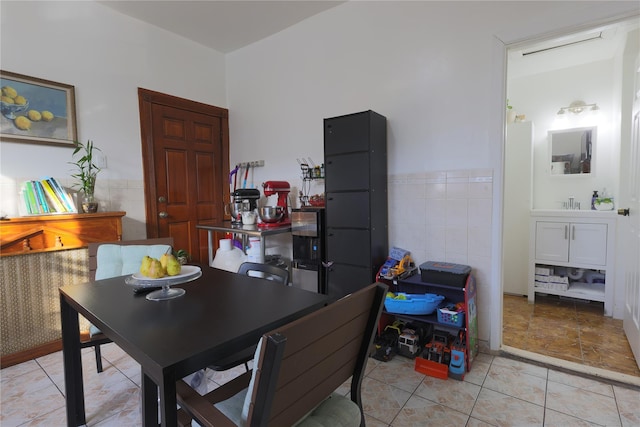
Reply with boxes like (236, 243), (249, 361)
(528, 210), (616, 316)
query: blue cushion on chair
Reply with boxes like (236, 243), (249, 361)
(92, 243), (172, 335)
(95, 244), (172, 280)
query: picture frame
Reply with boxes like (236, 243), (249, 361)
(1, 70), (78, 147)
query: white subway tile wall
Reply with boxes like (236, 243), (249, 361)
(388, 169), (493, 340)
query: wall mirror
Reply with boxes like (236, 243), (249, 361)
(548, 126), (596, 175)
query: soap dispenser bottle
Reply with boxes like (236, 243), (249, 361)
(591, 190), (598, 210)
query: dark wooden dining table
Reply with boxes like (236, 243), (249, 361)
(60, 265), (330, 427)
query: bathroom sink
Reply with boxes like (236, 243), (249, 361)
(530, 209), (616, 218)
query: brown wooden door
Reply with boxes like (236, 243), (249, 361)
(138, 88), (230, 264)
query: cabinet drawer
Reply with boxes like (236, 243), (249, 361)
(325, 192), (369, 228)
(325, 152), (370, 192)
(326, 229), (371, 266)
(324, 113), (371, 155)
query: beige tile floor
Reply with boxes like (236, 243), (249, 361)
(1, 342), (639, 426)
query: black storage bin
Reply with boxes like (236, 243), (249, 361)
(419, 261), (471, 287)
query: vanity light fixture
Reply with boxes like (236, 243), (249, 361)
(557, 100), (599, 115)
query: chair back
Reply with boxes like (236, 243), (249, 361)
(88, 237), (174, 281)
(247, 282), (387, 427)
(237, 262), (289, 285)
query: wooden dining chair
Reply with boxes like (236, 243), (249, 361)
(176, 281), (388, 427)
(207, 262), (290, 373)
(82, 237), (174, 373)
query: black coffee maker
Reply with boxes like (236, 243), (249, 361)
(233, 189), (260, 210)
(227, 189), (261, 224)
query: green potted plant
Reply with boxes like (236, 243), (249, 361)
(70, 139), (101, 213)
(174, 249), (191, 265)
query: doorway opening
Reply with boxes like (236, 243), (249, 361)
(501, 16), (640, 382)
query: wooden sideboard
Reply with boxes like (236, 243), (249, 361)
(0, 211), (125, 256)
(0, 211), (126, 367)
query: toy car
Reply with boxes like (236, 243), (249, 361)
(423, 330), (451, 366)
(373, 320), (405, 362)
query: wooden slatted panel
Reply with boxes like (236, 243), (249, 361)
(263, 283), (382, 427)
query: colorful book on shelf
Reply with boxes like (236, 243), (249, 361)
(23, 181), (39, 214)
(33, 181), (50, 213)
(21, 188), (31, 215)
(20, 185), (34, 214)
(40, 179), (67, 212)
(46, 177), (77, 213)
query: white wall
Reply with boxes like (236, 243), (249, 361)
(1, 0), (638, 347)
(509, 59), (619, 210)
(0, 1), (227, 237)
(224, 1), (639, 344)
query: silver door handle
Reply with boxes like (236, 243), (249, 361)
(159, 211), (168, 218)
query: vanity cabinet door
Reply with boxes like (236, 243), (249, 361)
(535, 221), (569, 262)
(535, 221), (608, 266)
(569, 223), (607, 266)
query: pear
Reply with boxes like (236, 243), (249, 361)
(147, 258), (166, 279)
(165, 254), (182, 276)
(160, 253), (170, 270)
(140, 255), (153, 277)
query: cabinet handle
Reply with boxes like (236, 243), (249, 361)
(564, 225), (568, 240)
(572, 225), (575, 240)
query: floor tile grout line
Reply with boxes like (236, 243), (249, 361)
(34, 358), (65, 399)
(611, 386), (627, 427)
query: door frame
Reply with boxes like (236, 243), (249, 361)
(137, 88), (230, 239)
(495, 14), (640, 382)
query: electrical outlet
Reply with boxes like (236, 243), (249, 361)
(240, 160), (264, 167)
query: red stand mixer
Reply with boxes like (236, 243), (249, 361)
(261, 180), (291, 227)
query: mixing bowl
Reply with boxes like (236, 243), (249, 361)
(258, 206), (284, 223)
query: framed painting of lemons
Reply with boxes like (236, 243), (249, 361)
(1, 70), (77, 147)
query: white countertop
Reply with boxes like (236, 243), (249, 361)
(531, 209), (617, 218)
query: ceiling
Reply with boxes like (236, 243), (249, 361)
(99, 1), (637, 73)
(98, 0), (345, 53)
(508, 18), (639, 78)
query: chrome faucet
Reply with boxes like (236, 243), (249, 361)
(562, 196), (580, 210)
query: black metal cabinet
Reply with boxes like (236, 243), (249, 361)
(324, 110), (388, 299)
